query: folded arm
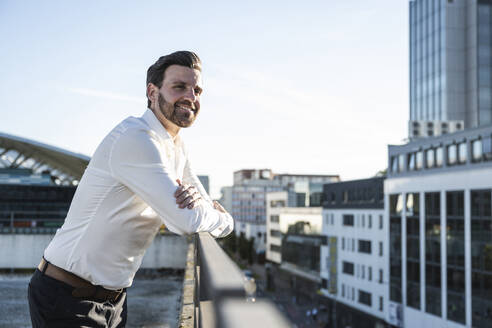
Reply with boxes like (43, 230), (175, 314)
(109, 128), (233, 237)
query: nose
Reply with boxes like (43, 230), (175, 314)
(184, 87), (198, 102)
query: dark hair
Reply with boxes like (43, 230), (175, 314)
(146, 51), (202, 107)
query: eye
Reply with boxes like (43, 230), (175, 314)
(174, 85), (185, 90)
(194, 88), (203, 96)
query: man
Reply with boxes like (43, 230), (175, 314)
(28, 51), (234, 327)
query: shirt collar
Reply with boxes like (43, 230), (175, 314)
(141, 109), (183, 146)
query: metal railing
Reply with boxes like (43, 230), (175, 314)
(180, 232), (290, 328)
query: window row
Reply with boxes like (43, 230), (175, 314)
(340, 285), (384, 311)
(391, 136), (492, 174)
(338, 213), (383, 229)
(341, 238), (383, 256)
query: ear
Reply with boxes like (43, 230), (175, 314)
(147, 83), (158, 105)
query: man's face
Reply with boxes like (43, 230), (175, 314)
(155, 65), (202, 129)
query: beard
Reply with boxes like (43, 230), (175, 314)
(157, 93), (198, 128)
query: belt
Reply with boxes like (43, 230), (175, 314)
(38, 258), (123, 302)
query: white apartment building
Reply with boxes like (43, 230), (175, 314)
(320, 177), (388, 328)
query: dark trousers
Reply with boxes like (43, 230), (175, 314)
(28, 269), (127, 328)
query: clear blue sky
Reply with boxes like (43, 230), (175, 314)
(0, 0), (409, 198)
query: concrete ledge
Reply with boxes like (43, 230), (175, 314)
(0, 232), (188, 269)
(179, 235), (196, 328)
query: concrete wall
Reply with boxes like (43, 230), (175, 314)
(0, 233), (188, 269)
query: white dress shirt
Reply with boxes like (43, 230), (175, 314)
(44, 109), (233, 290)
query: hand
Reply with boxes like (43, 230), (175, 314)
(213, 201), (227, 213)
(174, 179), (202, 209)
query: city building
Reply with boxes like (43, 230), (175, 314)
(265, 191), (324, 305)
(386, 125), (492, 328)
(218, 186), (233, 213)
(409, 0), (492, 138)
(232, 169), (338, 253)
(197, 175), (210, 194)
(319, 177), (387, 328)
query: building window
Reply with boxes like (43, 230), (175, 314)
(407, 193), (421, 310)
(379, 241), (383, 256)
(342, 237), (345, 250)
(426, 148), (435, 168)
(458, 142), (467, 164)
(447, 191), (465, 324)
(368, 215), (372, 228)
(399, 154), (405, 172)
(390, 194), (402, 303)
(361, 265), (365, 279)
(343, 261), (354, 275)
(342, 284), (345, 297)
(369, 267), (372, 281)
(270, 244), (281, 253)
(270, 229), (281, 238)
(391, 156), (398, 173)
(416, 151), (423, 170)
(270, 215), (279, 223)
(471, 189), (492, 328)
(343, 214), (354, 226)
(408, 153), (416, 171)
(472, 139), (483, 162)
(379, 214), (383, 229)
(436, 147), (443, 167)
(358, 290), (372, 306)
(379, 269), (383, 284)
(448, 144), (457, 165)
(352, 239), (355, 252)
(425, 192), (442, 316)
(352, 287), (355, 301)
(358, 240), (372, 254)
(331, 214), (334, 225)
(379, 296), (384, 311)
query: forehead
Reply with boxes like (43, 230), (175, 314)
(163, 65), (202, 86)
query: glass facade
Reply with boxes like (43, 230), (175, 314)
(390, 194), (403, 303)
(478, 2), (492, 126)
(425, 192), (441, 316)
(446, 191), (465, 324)
(409, 0), (444, 122)
(406, 193), (420, 309)
(471, 189), (492, 328)
(409, 0), (492, 133)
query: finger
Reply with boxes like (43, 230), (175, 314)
(187, 194), (202, 209)
(179, 192), (200, 208)
(176, 186), (197, 204)
(175, 184), (194, 198)
(179, 191), (201, 208)
(174, 185), (185, 197)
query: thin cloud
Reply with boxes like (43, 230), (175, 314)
(66, 87), (145, 104)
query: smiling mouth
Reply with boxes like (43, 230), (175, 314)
(175, 103), (196, 114)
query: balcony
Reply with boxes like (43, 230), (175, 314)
(180, 232), (289, 328)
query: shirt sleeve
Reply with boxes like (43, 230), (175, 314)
(108, 127), (233, 238)
(182, 152), (235, 237)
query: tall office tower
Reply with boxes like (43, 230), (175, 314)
(409, 0), (492, 139)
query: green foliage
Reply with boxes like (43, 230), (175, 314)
(222, 231), (237, 254)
